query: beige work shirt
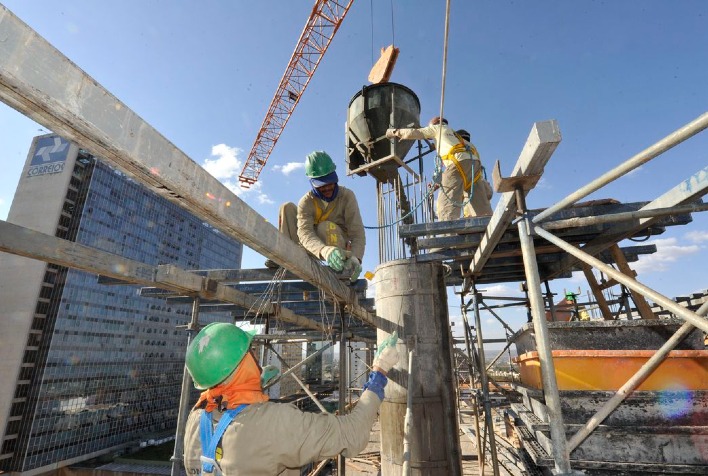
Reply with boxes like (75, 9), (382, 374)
(296, 185), (366, 261)
(396, 123), (477, 167)
(183, 390), (381, 475)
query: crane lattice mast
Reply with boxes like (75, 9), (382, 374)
(238, 0), (354, 187)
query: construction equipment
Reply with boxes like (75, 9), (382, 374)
(238, 0), (354, 188)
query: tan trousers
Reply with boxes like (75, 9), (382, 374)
(279, 202), (348, 256)
(436, 159), (493, 221)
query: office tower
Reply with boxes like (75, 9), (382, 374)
(0, 134), (242, 473)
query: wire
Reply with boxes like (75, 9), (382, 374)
(390, 0), (396, 46)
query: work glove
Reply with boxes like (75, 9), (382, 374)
(373, 331), (399, 373)
(385, 128), (399, 139)
(321, 246), (345, 272)
(261, 365), (280, 388)
(346, 256), (362, 282)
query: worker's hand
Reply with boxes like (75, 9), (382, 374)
(322, 246), (345, 272)
(261, 365), (280, 388)
(385, 128), (399, 140)
(373, 331), (399, 373)
(347, 256), (362, 282)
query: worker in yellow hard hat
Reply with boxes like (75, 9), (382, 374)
(266, 151), (365, 283)
(182, 322), (399, 475)
(386, 117), (493, 221)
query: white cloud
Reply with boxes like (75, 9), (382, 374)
(685, 230), (708, 244)
(273, 162), (304, 175)
(480, 283), (523, 297)
(202, 143), (274, 205)
(632, 237), (700, 274)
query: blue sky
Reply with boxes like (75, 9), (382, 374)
(1, 1), (706, 343)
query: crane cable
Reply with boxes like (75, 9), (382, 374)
(364, 0), (472, 230)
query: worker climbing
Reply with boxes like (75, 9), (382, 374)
(386, 117), (493, 221)
(182, 322), (399, 475)
(266, 150), (365, 283)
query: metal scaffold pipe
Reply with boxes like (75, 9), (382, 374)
(533, 111), (708, 224)
(532, 225), (708, 334)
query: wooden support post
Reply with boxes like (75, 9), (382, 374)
(609, 244), (657, 319)
(581, 265), (614, 320)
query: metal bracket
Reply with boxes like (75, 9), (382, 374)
(492, 160), (542, 193)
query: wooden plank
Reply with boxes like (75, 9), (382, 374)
(609, 244), (656, 319)
(0, 220), (324, 332)
(0, 6), (378, 329)
(468, 121), (562, 276)
(581, 265), (614, 320)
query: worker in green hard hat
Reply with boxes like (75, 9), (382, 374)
(182, 322), (399, 475)
(266, 151), (365, 283)
(386, 118), (493, 221)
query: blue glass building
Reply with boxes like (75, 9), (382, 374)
(0, 135), (242, 473)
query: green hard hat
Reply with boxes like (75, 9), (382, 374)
(305, 151), (336, 178)
(186, 322), (256, 390)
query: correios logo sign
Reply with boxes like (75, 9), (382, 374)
(27, 136), (69, 177)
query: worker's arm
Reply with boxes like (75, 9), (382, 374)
(387, 123), (438, 141)
(296, 193), (329, 259)
(341, 189), (366, 261)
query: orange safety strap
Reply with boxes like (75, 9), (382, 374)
(442, 134), (483, 191)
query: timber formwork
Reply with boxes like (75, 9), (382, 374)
(1, 4), (707, 475)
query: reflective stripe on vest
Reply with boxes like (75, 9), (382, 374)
(199, 404), (248, 475)
(312, 197), (335, 225)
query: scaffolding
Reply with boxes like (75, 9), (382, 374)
(1, 4), (707, 475)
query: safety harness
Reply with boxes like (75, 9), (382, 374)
(312, 196), (335, 225)
(199, 404), (248, 475)
(441, 133), (485, 191)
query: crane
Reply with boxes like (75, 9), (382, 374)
(238, 0), (355, 188)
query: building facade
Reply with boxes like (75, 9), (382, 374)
(0, 135), (242, 474)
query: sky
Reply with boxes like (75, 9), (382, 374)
(1, 1), (706, 348)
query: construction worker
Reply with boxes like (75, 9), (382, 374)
(386, 117), (493, 221)
(183, 322), (399, 475)
(266, 151), (365, 282)
(456, 129), (494, 218)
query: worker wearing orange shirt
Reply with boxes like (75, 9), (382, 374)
(182, 322), (399, 475)
(267, 151), (365, 282)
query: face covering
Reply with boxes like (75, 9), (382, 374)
(194, 352), (269, 412)
(311, 182), (339, 202)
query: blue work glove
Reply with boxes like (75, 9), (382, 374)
(363, 371), (388, 401)
(322, 246), (345, 272)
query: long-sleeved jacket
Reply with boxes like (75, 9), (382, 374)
(183, 390), (381, 475)
(296, 185), (365, 261)
(396, 123), (477, 167)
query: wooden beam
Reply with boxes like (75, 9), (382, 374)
(0, 6), (377, 328)
(581, 265), (614, 320)
(0, 220), (325, 332)
(468, 121), (562, 277)
(609, 244), (656, 319)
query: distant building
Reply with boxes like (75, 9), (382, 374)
(0, 135), (242, 474)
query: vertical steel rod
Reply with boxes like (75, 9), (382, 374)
(402, 349), (415, 476)
(337, 315), (348, 475)
(170, 297), (200, 476)
(517, 219), (574, 473)
(472, 288), (500, 476)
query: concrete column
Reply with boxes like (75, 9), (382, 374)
(374, 259), (462, 476)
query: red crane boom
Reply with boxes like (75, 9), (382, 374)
(238, 0), (354, 187)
